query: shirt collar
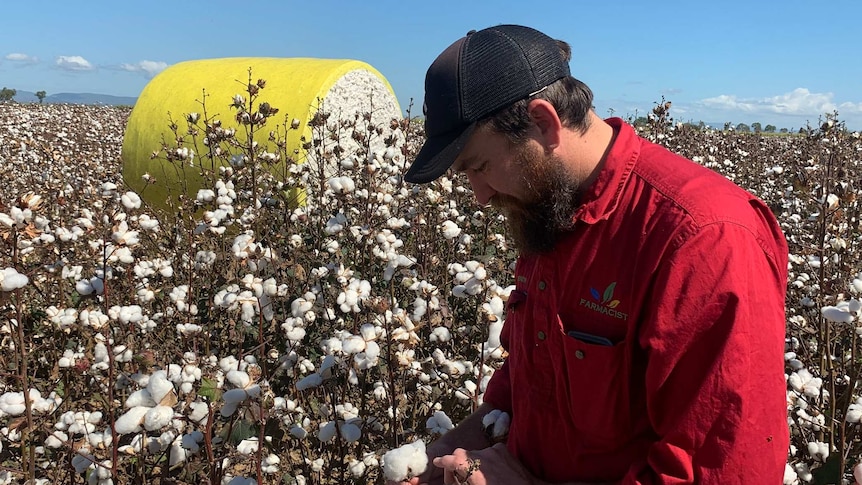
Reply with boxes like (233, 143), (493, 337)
(572, 117), (641, 224)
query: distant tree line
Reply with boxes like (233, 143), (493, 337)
(0, 88), (48, 104)
(0, 87), (15, 103)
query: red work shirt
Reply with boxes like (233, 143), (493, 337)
(483, 118), (789, 484)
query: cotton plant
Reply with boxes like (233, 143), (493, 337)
(114, 370), (178, 435)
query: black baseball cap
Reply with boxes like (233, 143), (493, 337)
(404, 25), (571, 184)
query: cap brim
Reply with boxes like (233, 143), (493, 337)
(404, 123), (477, 184)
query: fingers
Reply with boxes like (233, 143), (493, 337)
(433, 449), (475, 485)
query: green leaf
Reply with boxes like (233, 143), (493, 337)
(229, 419), (257, 444)
(54, 380), (66, 398)
(199, 377), (221, 401)
(602, 282), (617, 303)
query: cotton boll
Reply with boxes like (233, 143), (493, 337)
(319, 355), (338, 379)
(492, 411), (511, 438)
(318, 421), (337, 442)
(220, 401), (240, 418)
(147, 371), (175, 404)
(181, 431), (204, 453)
(289, 424), (308, 439)
(144, 406), (174, 431)
(342, 335), (366, 354)
(45, 431), (68, 448)
(426, 410), (454, 435)
(441, 221), (461, 239)
(482, 409), (502, 430)
(188, 402), (209, 425)
(223, 388), (251, 405)
(296, 373), (323, 391)
(846, 402), (862, 423)
(0, 267), (29, 291)
(115, 406), (149, 435)
(822, 306), (853, 324)
(262, 453), (280, 473)
(429, 327), (451, 343)
(121, 192), (142, 210)
(806, 440), (829, 462)
(793, 462), (812, 482)
(340, 422), (362, 442)
(71, 453), (93, 474)
(124, 389), (155, 409)
(382, 439), (428, 482)
(226, 370), (250, 389)
(236, 438), (259, 455)
(348, 458), (366, 478)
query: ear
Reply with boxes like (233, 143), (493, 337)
(527, 99), (562, 152)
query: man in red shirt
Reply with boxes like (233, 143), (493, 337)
(401, 25), (789, 484)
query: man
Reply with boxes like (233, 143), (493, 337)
(401, 25), (789, 484)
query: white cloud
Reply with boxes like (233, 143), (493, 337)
(120, 60), (168, 78)
(701, 88), (862, 117)
(56, 56), (94, 71)
(5, 53), (38, 63)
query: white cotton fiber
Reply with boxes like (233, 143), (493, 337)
(305, 69), (403, 178)
(296, 373), (323, 391)
(382, 439), (428, 482)
(340, 422), (362, 442)
(125, 389), (156, 408)
(144, 405), (175, 431)
(115, 406), (150, 435)
(147, 371), (175, 404)
(426, 410), (454, 435)
(226, 370), (251, 389)
(318, 421), (337, 442)
(0, 267), (29, 291)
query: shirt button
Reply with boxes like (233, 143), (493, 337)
(537, 331), (546, 340)
(575, 350), (585, 359)
(538, 281), (547, 290)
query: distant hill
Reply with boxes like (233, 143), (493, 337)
(12, 90), (137, 106)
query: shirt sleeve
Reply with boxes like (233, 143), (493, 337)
(621, 219), (789, 484)
(482, 359), (512, 414)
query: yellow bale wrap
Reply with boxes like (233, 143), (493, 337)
(121, 57), (400, 209)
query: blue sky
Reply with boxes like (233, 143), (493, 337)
(1, 0), (860, 130)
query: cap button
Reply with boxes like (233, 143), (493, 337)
(466, 29), (477, 36)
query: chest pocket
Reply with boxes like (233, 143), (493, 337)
(550, 314), (631, 449)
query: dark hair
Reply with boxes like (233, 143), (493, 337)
(480, 40), (594, 144)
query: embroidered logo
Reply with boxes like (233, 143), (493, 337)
(579, 281), (629, 320)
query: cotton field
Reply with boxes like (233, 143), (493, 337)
(1, 89), (861, 485)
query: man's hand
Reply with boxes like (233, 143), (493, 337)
(431, 445), (616, 485)
(432, 443), (538, 485)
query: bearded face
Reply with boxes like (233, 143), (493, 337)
(490, 143), (583, 254)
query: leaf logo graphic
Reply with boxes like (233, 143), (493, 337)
(601, 282), (616, 303)
(590, 282), (621, 308)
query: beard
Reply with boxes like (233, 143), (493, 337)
(491, 145), (583, 254)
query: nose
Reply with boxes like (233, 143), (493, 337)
(465, 171), (496, 206)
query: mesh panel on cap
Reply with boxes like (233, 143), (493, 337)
(461, 30), (538, 121)
(460, 25), (569, 122)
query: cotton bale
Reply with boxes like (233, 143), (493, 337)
(121, 57), (402, 210)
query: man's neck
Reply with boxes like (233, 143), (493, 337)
(559, 111), (617, 191)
